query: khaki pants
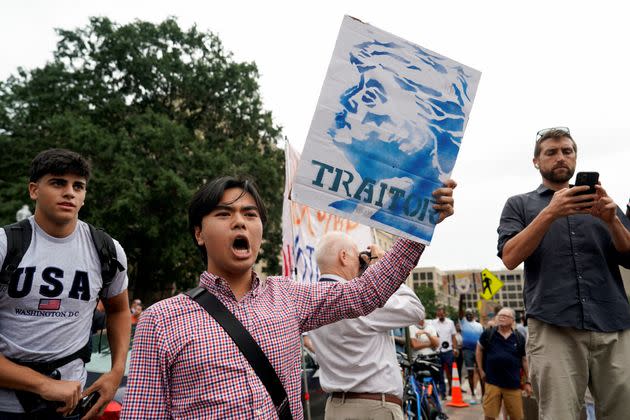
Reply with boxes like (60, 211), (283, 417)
(324, 395), (404, 420)
(528, 318), (630, 420)
(482, 383), (524, 420)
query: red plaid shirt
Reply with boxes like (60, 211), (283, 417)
(121, 239), (424, 419)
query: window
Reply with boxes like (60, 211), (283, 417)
(420, 272), (426, 280)
(413, 273), (419, 280)
(428, 273), (433, 280)
(507, 274), (515, 281)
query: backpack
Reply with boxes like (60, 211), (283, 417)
(0, 218), (125, 297)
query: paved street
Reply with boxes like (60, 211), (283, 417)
(443, 401), (484, 419)
(442, 374), (485, 419)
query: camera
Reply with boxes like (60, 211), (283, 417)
(358, 250), (376, 274)
(358, 251), (370, 274)
(70, 391), (100, 417)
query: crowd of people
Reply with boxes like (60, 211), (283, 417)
(0, 124), (629, 420)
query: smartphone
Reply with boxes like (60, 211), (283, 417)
(70, 391), (100, 417)
(574, 172), (599, 195)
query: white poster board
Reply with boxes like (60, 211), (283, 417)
(292, 16), (481, 244)
(282, 141), (373, 283)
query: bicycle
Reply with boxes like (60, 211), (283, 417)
(399, 352), (448, 420)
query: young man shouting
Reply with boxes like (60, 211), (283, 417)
(122, 176), (456, 419)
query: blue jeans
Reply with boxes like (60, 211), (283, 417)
(438, 350), (454, 398)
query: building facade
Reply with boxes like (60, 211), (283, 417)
(407, 267), (526, 314)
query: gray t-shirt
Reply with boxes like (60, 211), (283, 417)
(0, 217), (128, 412)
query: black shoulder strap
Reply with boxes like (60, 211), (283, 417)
(488, 326), (525, 350)
(1, 219), (33, 287)
(487, 326), (497, 345)
(185, 286), (293, 420)
(88, 224), (125, 295)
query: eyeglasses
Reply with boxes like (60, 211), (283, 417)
(535, 126), (570, 143)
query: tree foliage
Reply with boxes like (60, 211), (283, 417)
(414, 285), (458, 321)
(0, 17), (285, 301)
(414, 285), (437, 319)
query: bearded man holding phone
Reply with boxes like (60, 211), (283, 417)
(497, 127), (630, 419)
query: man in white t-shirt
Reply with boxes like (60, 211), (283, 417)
(432, 305), (457, 400)
(308, 232), (425, 420)
(409, 318), (439, 357)
(0, 149), (131, 419)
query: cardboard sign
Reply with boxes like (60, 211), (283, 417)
(292, 15), (481, 244)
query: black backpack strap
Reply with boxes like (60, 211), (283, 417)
(488, 326), (525, 351)
(1, 219), (33, 288)
(489, 326), (497, 342)
(88, 224), (125, 297)
(185, 286), (293, 420)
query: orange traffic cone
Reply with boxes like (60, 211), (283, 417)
(446, 361), (469, 408)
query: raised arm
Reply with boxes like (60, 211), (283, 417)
(295, 238), (425, 332)
(295, 180), (455, 332)
(352, 284), (425, 334)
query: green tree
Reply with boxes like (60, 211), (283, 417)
(414, 285), (437, 319)
(0, 17), (285, 301)
(446, 305), (459, 322)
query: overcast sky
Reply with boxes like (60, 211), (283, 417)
(2, 0), (629, 271)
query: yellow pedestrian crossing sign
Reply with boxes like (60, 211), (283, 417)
(480, 269), (503, 300)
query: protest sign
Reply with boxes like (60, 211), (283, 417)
(292, 15), (481, 244)
(282, 141), (373, 283)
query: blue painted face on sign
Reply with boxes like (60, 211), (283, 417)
(328, 40), (473, 182)
(323, 39), (475, 241)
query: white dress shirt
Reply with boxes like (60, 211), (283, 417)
(308, 274), (424, 398)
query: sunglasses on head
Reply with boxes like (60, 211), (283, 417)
(535, 126), (570, 143)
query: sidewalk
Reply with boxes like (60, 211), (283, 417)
(442, 372), (484, 419)
(443, 401), (483, 420)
